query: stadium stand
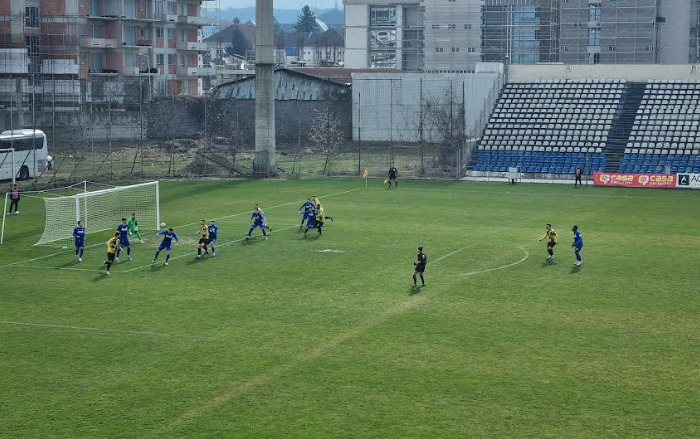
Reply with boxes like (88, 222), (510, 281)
(473, 80), (621, 174)
(619, 81), (700, 174)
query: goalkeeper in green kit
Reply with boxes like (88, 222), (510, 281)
(127, 213), (143, 243)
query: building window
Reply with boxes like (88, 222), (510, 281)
(155, 1), (165, 15)
(25, 35), (40, 56)
(464, 23), (472, 30)
(178, 29), (185, 42)
(179, 54), (185, 67)
(167, 53), (175, 65)
(156, 27), (164, 38)
(589, 4), (601, 22)
(468, 47), (476, 53)
(646, 45), (654, 51)
(588, 28), (600, 46)
(25, 6), (39, 28)
(448, 24), (456, 30)
(608, 45), (616, 51)
(89, 25), (104, 38)
(167, 28), (174, 40)
(157, 53), (165, 65)
(432, 24), (440, 29)
(435, 47), (444, 53)
(451, 47), (460, 52)
(370, 6), (396, 27)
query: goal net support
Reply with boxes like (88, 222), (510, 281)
(34, 181), (160, 246)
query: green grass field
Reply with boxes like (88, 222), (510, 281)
(1, 179), (699, 438)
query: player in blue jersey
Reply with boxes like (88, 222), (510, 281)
(72, 220), (86, 262)
(572, 225), (583, 266)
(116, 218), (131, 261)
(208, 220), (218, 256)
(300, 204), (315, 230)
(303, 206), (319, 235)
(245, 204), (268, 240)
(153, 227), (179, 266)
(298, 198), (315, 228)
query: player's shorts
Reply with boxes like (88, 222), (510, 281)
(198, 238), (209, 245)
(107, 252), (115, 262)
(252, 221), (265, 229)
(75, 240), (84, 248)
(209, 238), (217, 244)
(316, 221), (324, 228)
(158, 243), (172, 252)
(574, 244), (583, 251)
(547, 242), (557, 248)
(414, 264), (426, 273)
(119, 237), (131, 247)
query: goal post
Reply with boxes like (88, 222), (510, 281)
(34, 181), (160, 246)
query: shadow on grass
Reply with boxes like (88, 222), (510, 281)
(570, 265), (582, 274)
(409, 284), (424, 295)
(541, 259), (557, 267)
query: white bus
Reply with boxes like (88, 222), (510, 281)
(0, 129), (52, 181)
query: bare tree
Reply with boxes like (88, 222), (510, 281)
(309, 104), (345, 175)
(422, 87), (466, 167)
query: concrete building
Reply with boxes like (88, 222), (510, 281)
(0, 0), (215, 97)
(345, 0), (700, 70)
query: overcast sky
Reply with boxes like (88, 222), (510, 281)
(219, 0), (339, 9)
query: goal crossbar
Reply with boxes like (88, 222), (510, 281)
(33, 181), (160, 246)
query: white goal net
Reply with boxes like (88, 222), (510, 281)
(35, 181), (160, 246)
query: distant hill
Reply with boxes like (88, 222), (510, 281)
(215, 6), (344, 26)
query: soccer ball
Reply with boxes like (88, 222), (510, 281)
(160, 222), (166, 228)
(61, 245), (67, 251)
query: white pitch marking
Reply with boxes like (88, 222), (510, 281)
(10, 264), (104, 273)
(459, 245), (530, 276)
(431, 247), (464, 264)
(142, 245), (525, 437)
(175, 187), (361, 228)
(122, 224), (300, 273)
(0, 187), (360, 272)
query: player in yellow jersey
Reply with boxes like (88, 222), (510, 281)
(538, 223), (558, 261)
(104, 232), (120, 274)
(196, 219), (210, 258)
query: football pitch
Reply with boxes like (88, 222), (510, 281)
(1, 178), (699, 438)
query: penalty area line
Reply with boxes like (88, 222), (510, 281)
(457, 245), (530, 277)
(122, 224), (300, 273)
(9, 264), (104, 273)
(0, 188), (360, 272)
(176, 188), (361, 228)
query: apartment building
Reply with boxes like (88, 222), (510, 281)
(345, 0), (700, 71)
(0, 0), (214, 97)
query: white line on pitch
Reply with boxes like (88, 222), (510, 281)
(122, 224), (300, 273)
(458, 245), (530, 276)
(10, 264), (104, 273)
(142, 245), (526, 438)
(431, 248), (464, 264)
(176, 188), (361, 228)
(0, 187), (360, 272)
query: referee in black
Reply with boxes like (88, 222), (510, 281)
(387, 166), (398, 188)
(412, 246), (427, 287)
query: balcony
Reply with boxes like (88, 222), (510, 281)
(154, 13), (179, 23)
(123, 66), (141, 76)
(178, 15), (215, 26)
(177, 66), (215, 77)
(176, 41), (210, 51)
(86, 37), (119, 48)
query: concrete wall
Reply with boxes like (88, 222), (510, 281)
(657, 0), (692, 64)
(146, 97), (352, 143)
(352, 70), (503, 143)
(0, 107), (143, 142)
(508, 63), (700, 82)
